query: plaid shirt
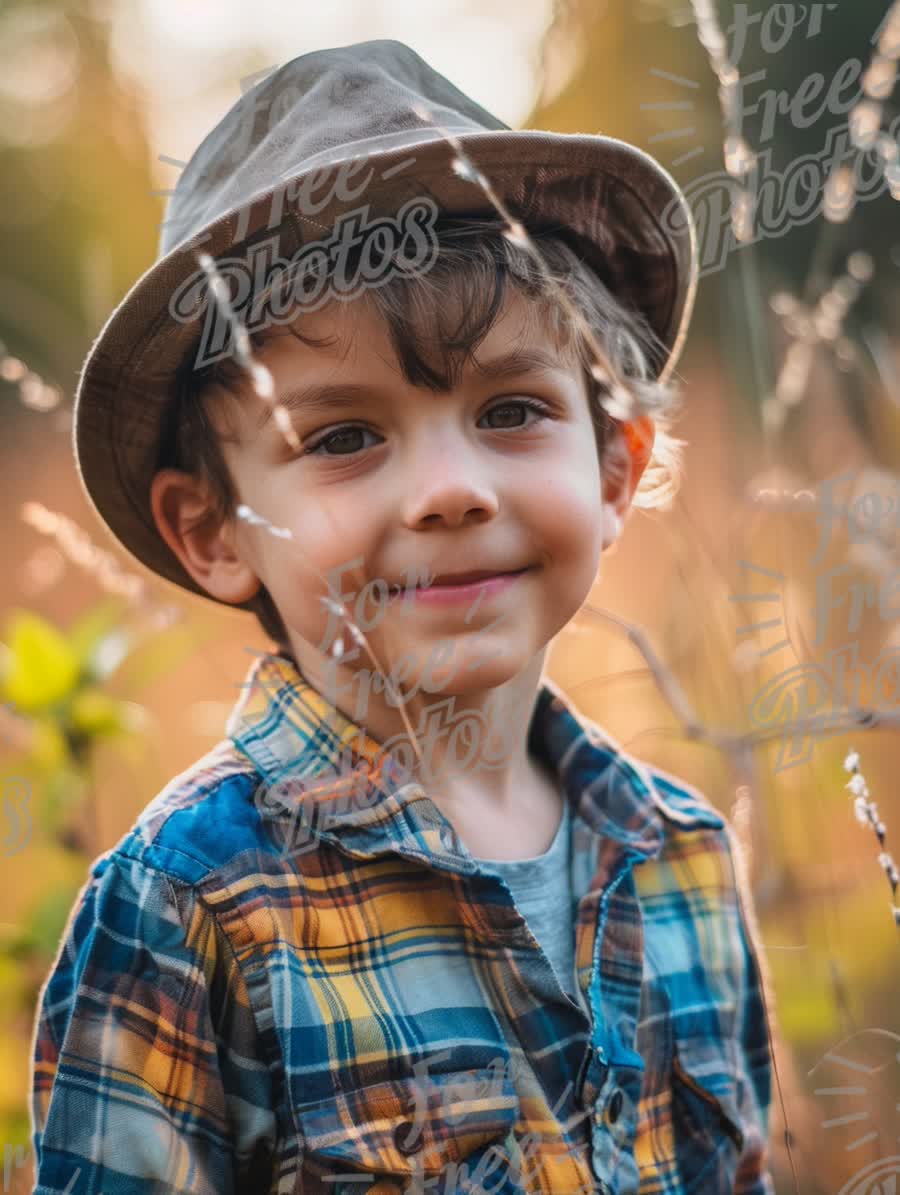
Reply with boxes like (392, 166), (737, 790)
(30, 650), (775, 1194)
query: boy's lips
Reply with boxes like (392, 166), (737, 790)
(388, 565), (530, 588)
(430, 568), (527, 586)
(387, 566), (534, 602)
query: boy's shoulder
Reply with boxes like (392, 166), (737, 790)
(98, 662), (731, 893)
(104, 735), (269, 888)
(635, 756), (729, 831)
(541, 676), (728, 835)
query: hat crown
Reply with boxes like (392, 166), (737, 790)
(160, 39), (511, 258)
(76, 37), (697, 610)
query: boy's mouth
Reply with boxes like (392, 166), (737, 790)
(387, 566), (533, 598)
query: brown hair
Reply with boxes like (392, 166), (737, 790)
(159, 213), (687, 650)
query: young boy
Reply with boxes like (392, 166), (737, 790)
(30, 40), (776, 1195)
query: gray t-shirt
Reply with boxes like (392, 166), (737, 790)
(474, 799), (587, 1015)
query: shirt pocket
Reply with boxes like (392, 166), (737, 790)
(297, 1066), (520, 1195)
(671, 1034), (746, 1195)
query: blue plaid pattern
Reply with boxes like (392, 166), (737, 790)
(30, 650), (775, 1193)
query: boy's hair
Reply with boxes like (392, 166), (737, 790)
(159, 214), (687, 650)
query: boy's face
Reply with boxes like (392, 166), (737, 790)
(154, 288), (652, 711)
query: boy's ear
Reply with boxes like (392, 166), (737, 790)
(149, 468), (261, 604)
(602, 414), (655, 520)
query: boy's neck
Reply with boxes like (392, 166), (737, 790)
(280, 638), (552, 816)
(432, 749), (565, 861)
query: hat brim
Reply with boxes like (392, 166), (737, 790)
(73, 128), (698, 611)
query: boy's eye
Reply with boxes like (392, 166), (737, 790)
(305, 426), (380, 456)
(302, 397), (552, 458)
(480, 398), (551, 429)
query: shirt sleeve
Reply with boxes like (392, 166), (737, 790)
(29, 852), (278, 1194)
(722, 820), (778, 1195)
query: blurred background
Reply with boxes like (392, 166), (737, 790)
(1, 1), (899, 1192)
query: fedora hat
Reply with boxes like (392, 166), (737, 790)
(72, 38), (698, 610)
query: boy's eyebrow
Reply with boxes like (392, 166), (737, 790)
(254, 345), (567, 432)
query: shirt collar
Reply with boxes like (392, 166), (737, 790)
(225, 650), (722, 871)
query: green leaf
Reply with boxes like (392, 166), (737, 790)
(1, 611), (80, 712)
(29, 719), (69, 773)
(37, 768), (86, 838)
(69, 688), (126, 737)
(113, 617), (214, 692)
(66, 598), (131, 679)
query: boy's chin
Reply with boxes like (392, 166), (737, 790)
(393, 645), (530, 701)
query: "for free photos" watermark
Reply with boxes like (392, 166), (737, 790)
(809, 1025), (900, 1195)
(169, 196), (441, 370)
(739, 470), (900, 772)
(651, 3), (900, 276)
(248, 556), (525, 857)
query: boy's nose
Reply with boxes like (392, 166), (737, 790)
(400, 439), (500, 529)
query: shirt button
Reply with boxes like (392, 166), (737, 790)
(607, 1087), (624, 1124)
(393, 1119), (422, 1154)
(439, 825), (456, 850)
